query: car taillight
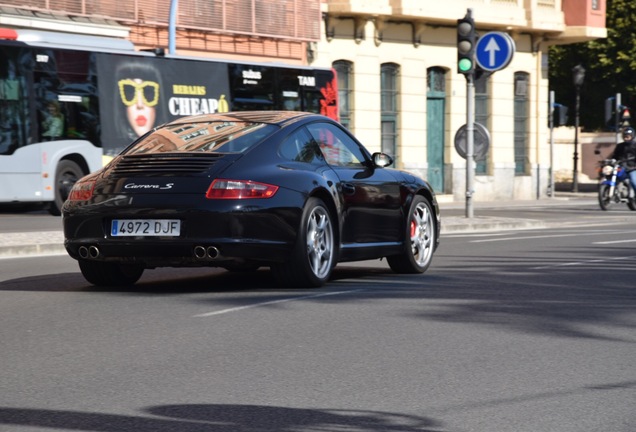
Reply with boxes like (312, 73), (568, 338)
(68, 180), (95, 201)
(206, 179), (279, 199)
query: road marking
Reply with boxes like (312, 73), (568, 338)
(194, 288), (367, 318)
(593, 239), (636, 245)
(531, 255), (636, 270)
(444, 232), (511, 238)
(469, 230), (636, 243)
(444, 227), (630, 240)
(470, 233), (591, 243)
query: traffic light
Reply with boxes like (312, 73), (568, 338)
(604, 97), (630, 130)
(620, 106), (631, 126)
(604, 97), (615, 127)
(552, 104), (568, 127)
(457, 11), (476, 76)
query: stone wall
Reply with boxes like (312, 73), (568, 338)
(550, 128), (618, 187)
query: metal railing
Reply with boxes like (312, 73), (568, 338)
(0, 0), (321, 41)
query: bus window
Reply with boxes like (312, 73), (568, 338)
(229, 64), (275, 111)
(303, 89), (322, 114)
(0, 46), (29, 155)
(41, 100), (64, 140)
(278, 68), (302, 112)
(34, 49), (100, 146)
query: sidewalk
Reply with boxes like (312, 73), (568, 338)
(0, 192), (597, 259)
(439, 191), (597, 233)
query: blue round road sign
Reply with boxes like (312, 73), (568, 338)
(475, 32), (515, 72)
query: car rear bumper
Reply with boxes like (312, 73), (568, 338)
(64, 237), (291, 267)
(63, 194), (303, 267)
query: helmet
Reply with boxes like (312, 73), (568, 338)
(623, 127), (635, 141)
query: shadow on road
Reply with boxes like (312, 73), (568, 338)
(0, 405), (440, 432)
(1, 253), (634, 343)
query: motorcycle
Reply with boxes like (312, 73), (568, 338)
(597, 158), (636, 211)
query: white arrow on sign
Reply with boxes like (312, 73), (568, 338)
(485, 37), (500, 68)
(475, 32), (515, 72)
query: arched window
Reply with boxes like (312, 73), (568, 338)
(381, 63), (399, 165)
(427, 67), (445, 94)
(514, 72), (530, 175)
(333, 60), (353, 129)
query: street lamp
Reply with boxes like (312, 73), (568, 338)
(572, 64), (585, 193)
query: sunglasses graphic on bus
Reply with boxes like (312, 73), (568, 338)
(118, 79), (160, 107)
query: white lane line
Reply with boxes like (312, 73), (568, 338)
(194, 288), (367, 318)
(443, 232), (511, 238)
(531, 255), (636, 270)
(471, 233), (588, 243)
(593, 239), (636, 245)
(470, 230), (636, 243)
(444, 226), (634, 240)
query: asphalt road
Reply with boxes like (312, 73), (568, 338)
(1, 211), (634, 432)
(0, 205), (63, 233)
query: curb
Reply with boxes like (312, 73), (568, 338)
(0, 231), (66, 258)
(0, 243), (66, 258)
(441, 217), (546, 234)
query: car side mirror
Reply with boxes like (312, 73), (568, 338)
(372, 152), (393, 167)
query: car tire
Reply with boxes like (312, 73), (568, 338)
(598, 184), (611, 211)
(49, 160), (84, 216)
(387, 195), (435, 274)
(271, 197), (336, 287)
(79, 260), (144, 287)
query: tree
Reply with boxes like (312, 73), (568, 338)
(549, 0), (636, 130)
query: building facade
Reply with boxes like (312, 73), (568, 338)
(0, 0), (607, 200)
(315, 0), (606, 200)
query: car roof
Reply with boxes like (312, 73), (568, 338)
(165, 111), (323, 128)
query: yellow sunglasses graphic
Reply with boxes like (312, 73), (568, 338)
(118, 79), (160, 107)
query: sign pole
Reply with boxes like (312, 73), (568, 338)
(466, 73), (475, 218)
(549, 90), (555, 198)
(616, 93), (621, 145)
(457, 14), (515, 218)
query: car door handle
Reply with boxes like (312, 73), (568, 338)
(342, 183), (355, 195)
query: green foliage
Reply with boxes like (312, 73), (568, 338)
(549, 0), (636, 130)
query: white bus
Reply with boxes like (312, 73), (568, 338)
(0, 28), (338, 214)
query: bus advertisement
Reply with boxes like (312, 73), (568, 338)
(0, 28), (338, 214)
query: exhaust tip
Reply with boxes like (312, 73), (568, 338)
(88, 245), (100, 259)
(194, 246), (207, 259)
(78, 246), (89, 259)
(206, 246), (220, 259)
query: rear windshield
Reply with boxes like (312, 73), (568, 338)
(123, 121), (278, 155)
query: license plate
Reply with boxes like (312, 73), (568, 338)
(111, 219), (181, 237)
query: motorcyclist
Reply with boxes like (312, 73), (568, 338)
(610, 126), (636, 193)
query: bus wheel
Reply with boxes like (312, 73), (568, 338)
(49, 160), (84, 216)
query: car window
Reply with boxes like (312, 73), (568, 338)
(125, 121), (278, 155)
(279, 128), (322, 163)
(306, 122), (366, 167)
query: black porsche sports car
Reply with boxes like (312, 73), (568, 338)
(63, 111), (440, 287)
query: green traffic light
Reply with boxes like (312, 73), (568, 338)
(458, 58), (473, 72)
